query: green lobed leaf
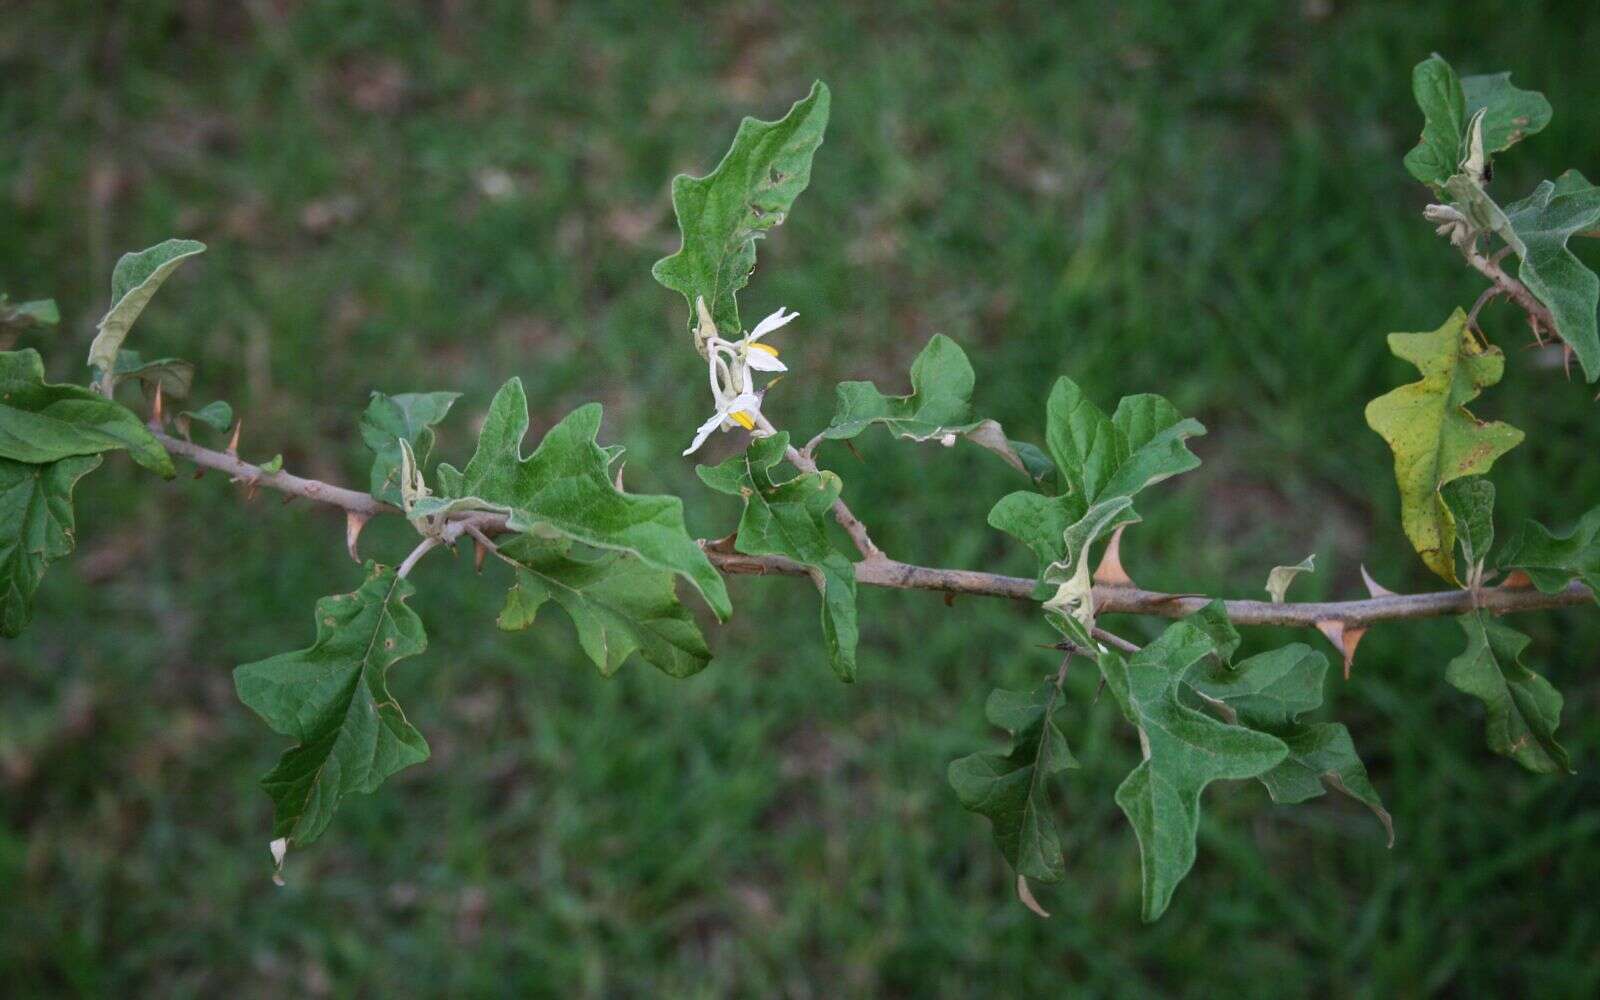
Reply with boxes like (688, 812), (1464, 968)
(1363, 309), (1522, 584)
(0, 349), (173, 477)
(820, 335), (1027, 474)
(697, 431), (857, 680)
(1097, 607), (1288, 922)
(177, 400), (234, 437)
(430, 378), (730, 620)
(0, 454), (102, 637)
(1403, 55), (1550, 189)
(948, 678), (1079, 883)
(1502, 170), (1600, 381)
(233, 563), (431, 847)
(1403, 54), (1466, 189)
(652, 82), (830, 337)
(1188, 636), (1391, 843)
(1440, 476), (1495, 574)
(1499, 504), (1600, 597)
(360, 390), (462, 506)
(496, 535), (712, 678)
(1446, 612), (1571, 774)
(87, 238), (206, 380)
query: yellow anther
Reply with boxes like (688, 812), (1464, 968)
(731, 410), (756, 430)
(748, 342), (780, 357)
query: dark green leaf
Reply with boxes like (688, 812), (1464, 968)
(1440, 476), (1495, 573)
(948, 678), (1079, 882)
(177, 400), (234, 437)
(360, 390), (462, 506)
(0, 454), (102, 637)
(652, 82), (829, 337)
(1461, 71), (1552, 155)
(432, 378), (730, 620)
(1446, 612), (1570, 773)
(233, 564), (431, 847)
(1403, 54), (1466, 188)
(1098, 607), (1288, 921)
(697, 431), (856, 679)
(0, 349), (173, 477)
(1500, 505), (1600, 596)
(496, 535), (712, 678)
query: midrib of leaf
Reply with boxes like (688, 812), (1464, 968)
(294, 572), (405, 832)
(744, 448), (816, 559)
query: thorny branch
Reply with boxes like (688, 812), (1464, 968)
(151, 431), (1593, 631)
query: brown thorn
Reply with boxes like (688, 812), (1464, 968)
(345, 511), (369, 563)
(1359, 565), (1397, 598)
(943, 591), (956, 607)
(1093, 523), (1135, 587)
(280, 493), (295, 505)
(244, 480), (260, 502)
(843, 439), (864, 463)
(148, 382), (165, 430)
(191, 468), (205, 480)
(1501, 569), (1533, 590)
(474, 538), (488, 574)
(226, 419), (242, 456)
(1315, 619), (1367, 680)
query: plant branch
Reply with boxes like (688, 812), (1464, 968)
(1462, 239), (1556, 340)
(749, 412), (883, 561)
(153, 433), (1593, 629)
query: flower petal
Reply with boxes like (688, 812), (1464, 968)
(749, 306), (798, 341)
(683, 410), (725, 456)
(744, 349), (788, 372)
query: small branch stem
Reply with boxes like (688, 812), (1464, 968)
(396, 536), (442, 578)
(750, 412), (883, 561)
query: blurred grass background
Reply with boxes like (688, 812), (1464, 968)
(3, 1), (1599, 995)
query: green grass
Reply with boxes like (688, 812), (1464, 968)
(3, 1), (1600, 995)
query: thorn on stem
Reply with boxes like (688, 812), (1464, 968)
(226, 419), (242, 456)
(345, 512), (369, 563)
(474, 538), (488, 573)
(148, 382), (165, 431)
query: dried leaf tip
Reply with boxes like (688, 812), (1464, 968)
(1016, 874), (1051, 918)
(269, 837), (288, 887)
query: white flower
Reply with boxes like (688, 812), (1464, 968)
(682, 302), (799, 455)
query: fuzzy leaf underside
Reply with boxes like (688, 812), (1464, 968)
(233, 564), (431, 846)
(1364, 309), (1522, 584)
(430, 378), (730, 620)
(697, 432), (857, 680)
(496, 536), (711, 678)
(948, 680), (1079, 882)
(652, 82), (830, 336)
(87, 238), (206, 378)
(1503, 170), (1600, 381)
(0, 454), (102, 637)
(0, 349), (173, 477)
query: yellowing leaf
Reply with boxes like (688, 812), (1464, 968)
(1364, 309), (1523, 584)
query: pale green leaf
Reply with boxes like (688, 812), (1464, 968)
(496, 535), (711, 678)
(233, 564), (431, 846)
(1502, 170), (1600, 381)
(1440, 476), (1495, 573)
(1364, 309), (1523, 584)
(1461, 71), (1552, 155)
(87, 238), (206, 379)
(360, 390), (462, 506)
(0, 454), (102, 637)
(0, 349), (173, 477)
(1446, 612), (1570, 774)
(948, 678), (1079, 882)
(1264, 554), (1315, 604)
(434, 378), (730, 620)
(820, 335), (1027, 474)
(652, 82), (829, 337)
(697, 432), (857, 680)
